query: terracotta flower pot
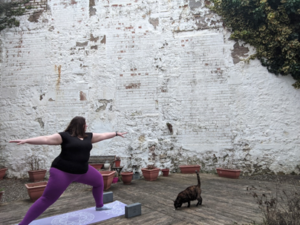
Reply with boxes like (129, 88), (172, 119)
(114, 160), (121, 167)
(216, 168), (241, 179)
(0, 191), (4, 202)
(179, 165), (201, 174)
(161, 169), (170, 176)
(121, 172), (133, 184)
(0, 167), (7, 180)
(99, 171), (115, 190)
(28, 169), (47, 182)
(141, 168), (160, 181)
(90, 163), (103, 170)
(25, 181), (47, 202)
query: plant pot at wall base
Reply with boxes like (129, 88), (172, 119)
(0, 167), (8, 180)
(121, 172), (133, 185)
(99, 171), (115, 190)
(161, 169), (170, 176)
(179, 165), (201, 174)
(25, 181), (48, 202)
(0, 191), (4, 202)
(216, 168), (241, 179)
(89, 163), (103, 171)
(112, 177), (119, 183)
(141, 168), (160, 181)
(103, 161), (110, 169)
(114, 160), (121, 167)
(28, 169), (47, 182)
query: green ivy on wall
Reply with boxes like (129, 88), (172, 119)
(209, 0), (300, 88)
(0, 0), (31, 32)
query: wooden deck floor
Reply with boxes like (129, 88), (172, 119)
(0, 173), (287, 225)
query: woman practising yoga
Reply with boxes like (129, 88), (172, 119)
(9, 116), (127, 225)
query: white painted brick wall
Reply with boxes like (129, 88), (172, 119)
(1, 0), (300, 178)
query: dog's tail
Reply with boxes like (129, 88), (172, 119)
(195, 170), (201, 187)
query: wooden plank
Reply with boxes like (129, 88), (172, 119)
(89, 155), (116, 168)
(89, 155), (116, 163)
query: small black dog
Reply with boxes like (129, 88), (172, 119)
(174, 170), (202, 209)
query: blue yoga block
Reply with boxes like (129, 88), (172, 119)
(103, 192), (113, 203)
(125, 203), (141, 218)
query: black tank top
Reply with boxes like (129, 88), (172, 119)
(51, 132), (93, 174)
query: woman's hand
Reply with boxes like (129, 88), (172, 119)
(9, 139), (27, 145)
(117, 132), (127, 138)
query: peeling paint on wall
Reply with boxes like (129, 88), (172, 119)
(90, 34), (99, 42)
(55, 65), (61, 86)
(80, 91), (87, 101)
(28, 10), (44, 23)
(231, 42), (249, 64)
(189, 0), (202, 10)
(89, 0), (96, 17)
(125, 83), (141, 89)
(76, 42), (88, 47)
(40, 93), (45, 101)
(35, 118), (44, 128)
(101, 35), (106, 44)
(95, 99), (112, 112)
(149, 18), (159, 29)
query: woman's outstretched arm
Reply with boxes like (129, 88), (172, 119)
(92, 132), (127, 143)
(9, 133), (62, 145)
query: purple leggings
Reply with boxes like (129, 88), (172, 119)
(19, 165), (104, 225)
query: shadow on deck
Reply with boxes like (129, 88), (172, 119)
(0, 172), (286, 225)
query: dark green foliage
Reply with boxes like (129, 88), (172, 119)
(209, 0), (300, 88)
(0, 0), (31, 31)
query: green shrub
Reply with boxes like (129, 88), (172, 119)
(0, 0), (31, 32)
(209, 0), (300, 88)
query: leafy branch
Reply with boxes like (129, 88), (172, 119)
(0, 0), (32, 31)
(208, 0), (300, 88)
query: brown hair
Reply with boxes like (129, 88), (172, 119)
(65, 116), (87, 138)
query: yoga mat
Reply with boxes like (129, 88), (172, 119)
(28, 201), (126, 225)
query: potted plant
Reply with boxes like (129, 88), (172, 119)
(103, 160), (110, 169)
(179, 165), (201, 174)
(121, 171), (133, 184)
(26, 154), (47, 182)
(161, 168), (170, 176)
(114, 157), (121, 167)
(216, 155), (241, 179)
(112, 171), (119, 183)
(99, 170), (115, 190)
(141, 164), (160, 181)
(25, 181), (48, 202)
(0, 166), (7, 180)
(0, 188), (4, 202)
(216, 168), (241, 179)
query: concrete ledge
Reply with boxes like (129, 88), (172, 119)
(125, 203), (141, 218)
